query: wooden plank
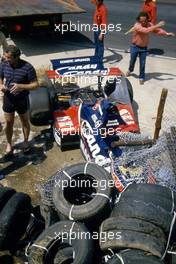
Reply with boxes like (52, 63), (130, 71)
(153, 88), (168, 141)
(0, 0), (85, 18)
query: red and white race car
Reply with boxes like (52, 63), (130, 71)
(29, 55), (139, 162)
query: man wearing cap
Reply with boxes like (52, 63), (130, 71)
(91, 0), (108, 64)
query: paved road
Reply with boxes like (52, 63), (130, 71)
(64, 0), (176, 57)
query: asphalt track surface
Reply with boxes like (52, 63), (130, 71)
(65, 0), (176, 58)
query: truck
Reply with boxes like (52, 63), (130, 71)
(0, 0), (85, 36)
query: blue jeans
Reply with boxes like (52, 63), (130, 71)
(129, 44), (147, 80)
(94, 28), (104, 65)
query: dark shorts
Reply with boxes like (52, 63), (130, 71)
(3, 94), (29, 115)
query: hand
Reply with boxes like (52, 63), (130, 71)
(10, 83), (22, 95)
(167, 32), (175, 37)
(98, 33), (104, 41)
(157, 20), (165, 27)
(0, 84), (7, 93)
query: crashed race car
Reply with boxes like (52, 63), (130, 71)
(29, 55), (139, 166)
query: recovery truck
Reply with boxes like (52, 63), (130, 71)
(0, 0), (85, 36)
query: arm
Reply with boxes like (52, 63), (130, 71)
(153, 28), (175, 36)
(134, 21), (165, 34)
(10, 64), (39, 94)
(0, 64), (6, 92)
(99, 7), (108, 40)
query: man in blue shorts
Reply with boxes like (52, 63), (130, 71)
(0, 45), (38, 155)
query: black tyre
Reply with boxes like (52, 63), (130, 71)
(101, 217), (166, 241)
(106, 249), (165, 264)
(119, 191), (174, 213)
(40, 204), (60, 229)
(53, 163), (113, 228)
(125, 183), (174, 200)
(28, 221), (94, 264)
(0, 187), (16, 212)
(111, 199), (172, 234)
(100, 229), (165, 258)
(0, 192), (32, 250)
(126, 78), (133, 103)
(54, 246), (73, 264)
(29, 87), (53, 126)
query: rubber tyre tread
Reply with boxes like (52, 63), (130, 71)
(125, 183), (174, 201)
(111, 199), (172, 234)
(106, 249), (165, 264)
(0, 187), (16, 212)
(54, 247), (73, 264)
(100, 229), (165, 258)
(29, 87), (52, 126)
(28, 220), (94, 264)
(53, 163), (113, 225)
(126, 78), (133, 103)
(101, 216), (166, 241)
(0, 192), (32, 250)
(120, 191), (174, 213)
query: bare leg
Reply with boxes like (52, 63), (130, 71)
(19, 112), (30, 146)
(4, 112), (15, 153)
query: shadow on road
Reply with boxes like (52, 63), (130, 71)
(0, 128), (54, 177)
(11, 31), (94, 56)
(128, 72), (176, 82)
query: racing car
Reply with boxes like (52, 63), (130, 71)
(29, 55), (139, 165)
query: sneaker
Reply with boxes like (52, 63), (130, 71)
(126, 71), (131, 77)
(139, 79), (144, 85)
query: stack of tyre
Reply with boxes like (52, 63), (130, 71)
(27, 164), (175, 264)
(0, 185), (32, 252)
(100, 183), (175, 264)
(28, 163), (114, 263)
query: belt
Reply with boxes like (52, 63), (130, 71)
(132, 43), (147, 49)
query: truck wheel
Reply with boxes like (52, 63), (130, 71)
(111, 199), (172, 234)
(0, 192), (32, 250)
(53, 163), (113, 229)
(126, 78), (133, 103)
(29, 87), (53, 126)
(0, 187), (16, 212)
(28, 221), (94, 264)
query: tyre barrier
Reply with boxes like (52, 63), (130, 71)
(53, 163), (114, 229)
(28, 221), (94, 264)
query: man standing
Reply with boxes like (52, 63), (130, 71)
(0, 45), (38, 155)
(91, 0), (108, 64)
(126, 12), (174, 85)
(142, 0), (157, 24)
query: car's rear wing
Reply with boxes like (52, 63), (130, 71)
(47, 55), (123, 79)
(46, 67), (123, 79)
